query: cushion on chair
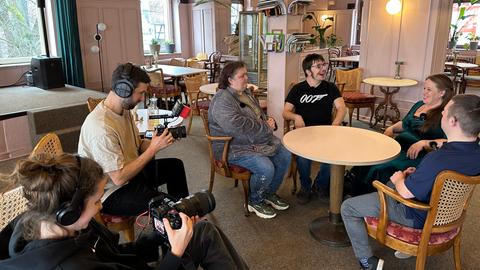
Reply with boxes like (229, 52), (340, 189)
(101, 213), (133, 224)
(214, 160), (249, 174)
(364, 217), (460, 245)
(343, 92), (376, 103)
(196, 100), (211, 110)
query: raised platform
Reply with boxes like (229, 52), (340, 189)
(0, 85), (106, 159)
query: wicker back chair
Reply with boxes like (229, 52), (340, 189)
(147, 69), (181, 110)
(87, 97), (104, 112)
(199, 109), (251, 216)
(365, 170), (480, 270)
(0, 186), (29, 231)
(184, 73), (210, 134)
(169, 58), (186, 67)
(335, 68), (376, 126)
(186, 60), (206, 69)
(30, 133), (63, 158)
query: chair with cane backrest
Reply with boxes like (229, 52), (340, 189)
(199, 109), (252, 216)
(30, 133), (63, 158)
(169, 58), (186, 67)
(186, 60), (206, 69)
(147, 69), (181, 110)
(335, 68), (376, 126)
(84, 102), (136, 242)
(365, 171), (480, 270)
(0, 186), (29, 231)
(184, 73), (210, 134)
(87, 97), (104, 113)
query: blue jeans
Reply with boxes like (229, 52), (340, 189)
(341, 181), (415, 259)
(228, 145), (291, 204)
(296, 156), (330, 191)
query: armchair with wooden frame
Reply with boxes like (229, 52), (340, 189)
(205, 51), (222, 83)
(365, 171), (480, 270)
(335, 68), (377, 126)
(147, 69), (181, 110)
(184, 73), (210, 134)
(199, 109), (252, 216)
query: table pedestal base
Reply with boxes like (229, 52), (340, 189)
(371, 86), (401, 129)
(309, 213), (350, 247)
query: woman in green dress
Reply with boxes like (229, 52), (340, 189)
(348, 74), (454, 195)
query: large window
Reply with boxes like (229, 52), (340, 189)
(141, 0), (179, 54)
(451, 2), (480, 46)
(231, 4), (242, 35)
(0, 0), (44, 64)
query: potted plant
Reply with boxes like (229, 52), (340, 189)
(303, 12), (334, 49)
(326, 34), (343, 48)
(164, 40), (175, 53)
(467, 33), (479, 50)
(150, 38), (161, 54)
(449, 0), (479, 49)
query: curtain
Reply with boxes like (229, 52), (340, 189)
(54, 0), (85, 87)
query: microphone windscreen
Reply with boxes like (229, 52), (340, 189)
(179, 105), (191, 118)
(420, 113), (427, 120)
(240, 103), (246, 108)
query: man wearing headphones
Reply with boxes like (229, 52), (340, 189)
(78, 63), (189, 216)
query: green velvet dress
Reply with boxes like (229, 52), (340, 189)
(351, 101), (446, 194)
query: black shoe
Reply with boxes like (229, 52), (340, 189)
(296, 189), (311, 205)
(359, 256), (384, 270)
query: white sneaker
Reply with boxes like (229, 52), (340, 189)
(394, 250), (412, 259)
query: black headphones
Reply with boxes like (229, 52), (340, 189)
(113, 62), (135, 98)
(55, 156), (85, 226)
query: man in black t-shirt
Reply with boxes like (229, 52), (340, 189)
(283, 53), (346, 204)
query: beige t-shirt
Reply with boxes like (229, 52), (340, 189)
(78, 101), (140, 201)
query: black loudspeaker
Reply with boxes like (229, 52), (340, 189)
(31, 57), (65, 90)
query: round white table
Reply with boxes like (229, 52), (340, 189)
(283, 126), (401, 246)
(199, 83), (259, 95)
(363, 77), (417, 129)
(445, 62), (478, 69)
(135, 109), (183, 135)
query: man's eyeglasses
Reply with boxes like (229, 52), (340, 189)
(311, 63), (329, 69)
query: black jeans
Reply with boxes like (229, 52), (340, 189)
(102, 158), (189, 216)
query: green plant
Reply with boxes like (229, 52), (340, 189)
(150, 38), (159, 45)
(303, 12), (334, 47)
(467, 33), (480, 41)
(450, 0), (479, 45)
(463, 43), (470, 50)
(326, 34), (343, 47)
(164, 39), (174, 45)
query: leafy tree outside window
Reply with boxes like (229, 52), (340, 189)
(0, 0), (44, 64)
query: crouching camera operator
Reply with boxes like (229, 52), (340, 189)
(0, 154), (249, 270)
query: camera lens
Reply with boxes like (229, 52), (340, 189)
(175, 190), (216, 217)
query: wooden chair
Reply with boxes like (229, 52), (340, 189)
(184, 73), (210, 134)
(365, 171), (480, 270)
(206, 51), (222, 83)
(199, 109), (251, 216)
(169, 58), (186, 67)
(0, 186), (29, 231)
(186, 60), (205, 69)
(85, 103), (138, 242)
(87, 97), (104, 112)
(335, 68), (376, 126)
(30, 133), (63, 158)
(147, 69), (181, 110)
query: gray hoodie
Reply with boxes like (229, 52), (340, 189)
(208, 87), (281, 159)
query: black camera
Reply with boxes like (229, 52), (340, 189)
(155, 124), (187, 139)
(149, 190), (216, 241)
